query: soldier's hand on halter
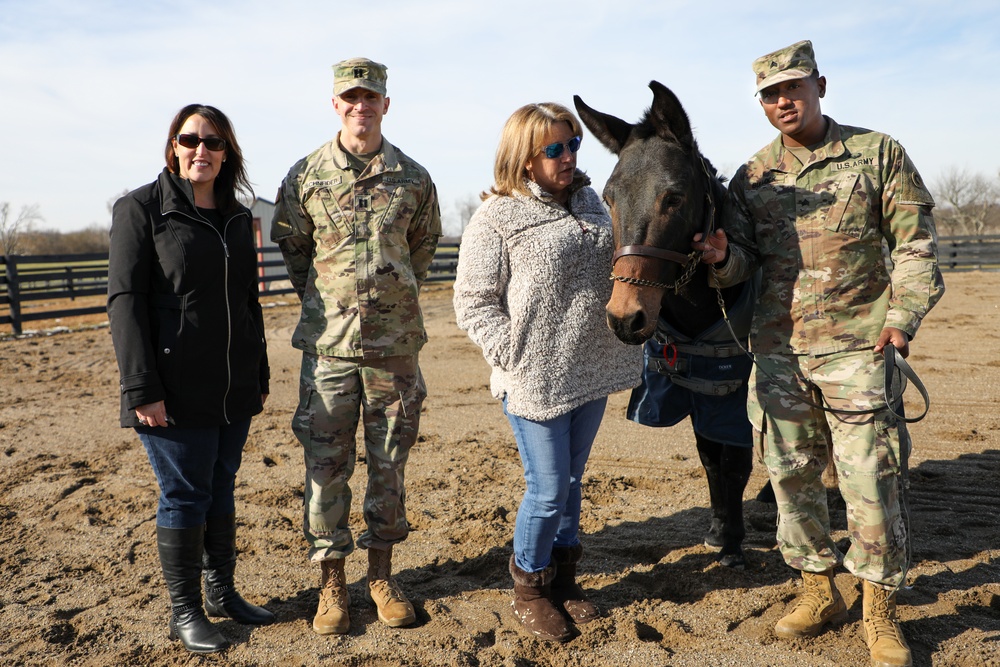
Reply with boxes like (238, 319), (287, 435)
(693, 229), (728, 265)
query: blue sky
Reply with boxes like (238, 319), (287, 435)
(2, 0), (998, 236)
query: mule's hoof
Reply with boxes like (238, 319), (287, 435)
(704, 534), (724, 549)
(717, 550), (746, 569)
(704, 518), (725, 548)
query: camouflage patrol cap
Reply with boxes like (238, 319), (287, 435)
(332, 57), (388, 96)
(752, 40), (817, 94)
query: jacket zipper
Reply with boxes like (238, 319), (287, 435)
(164, 205), (246, 425)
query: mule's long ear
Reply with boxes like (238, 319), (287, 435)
(573, 94), (633, 156)
(649, 81), (694, 149)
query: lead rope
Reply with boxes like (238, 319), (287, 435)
(710, 267), (928, 422)
(711, 264), (922, 592)
(890, 376), (914, 593)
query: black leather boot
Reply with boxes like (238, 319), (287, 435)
(203, 513), (275, 626)
(157, 525), (230, 654)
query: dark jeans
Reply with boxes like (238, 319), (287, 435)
(138, 418), (251, 529)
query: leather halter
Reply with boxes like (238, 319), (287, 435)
(610, 154), (717, 293)
(612, 244), (691, 266)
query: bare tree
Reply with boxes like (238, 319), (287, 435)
(455, 195), (480, 236)
(439, 195), (481, 238)
(18, 225), (110, 255)
(932, 167), (1000, 237)
(0, 203), (43, 256)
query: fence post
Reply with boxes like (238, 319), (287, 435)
(6, 257), (22, 336)
(66, 266), (76, 300)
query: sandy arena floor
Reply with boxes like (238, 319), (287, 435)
(1, 271), (998, 666)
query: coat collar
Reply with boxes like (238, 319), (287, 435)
(759, 116), (848, 174)
(522, 169), (592, 206)
(157, 168), (200, 217)
(327, 132), (403, 178)
(156, 168), (246, 220)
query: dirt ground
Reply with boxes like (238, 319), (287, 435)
(1, 271), (998, 667)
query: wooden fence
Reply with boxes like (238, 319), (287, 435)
(1, 242), (460, 336)
(938, 234), (1000, 271)
(1, 236), (995, 335)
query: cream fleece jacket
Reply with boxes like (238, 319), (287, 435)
(453, 175), (642, 421)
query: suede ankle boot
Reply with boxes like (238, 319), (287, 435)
(509, 555), (572, 642)
(863, 580), (912, 667)
(550, 544), (599, 624)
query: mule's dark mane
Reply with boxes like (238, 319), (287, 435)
(631, 112), (659, 142)
(704, 157), (728, 196)
(633, 108), (728, 189)
(703, 157), (727, 186)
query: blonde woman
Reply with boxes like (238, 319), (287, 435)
(454, 103), (641, 642)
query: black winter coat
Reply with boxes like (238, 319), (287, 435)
(108, 168), (269, 428)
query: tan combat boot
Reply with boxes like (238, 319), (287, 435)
(366, 546), (416, 627)
(774, 569), (848, 638)
(862, 580), (912, 667)
(313, 559), (350, 635)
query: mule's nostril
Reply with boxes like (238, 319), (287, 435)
(629, 312), (646, 334)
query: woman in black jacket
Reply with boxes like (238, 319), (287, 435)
(108, 104), (273, 654)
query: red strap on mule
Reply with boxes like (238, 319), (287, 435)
(663, 342), (679, 369)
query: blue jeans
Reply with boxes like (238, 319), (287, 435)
(138, 418), (251, 529)
(504, 397), (607, 573)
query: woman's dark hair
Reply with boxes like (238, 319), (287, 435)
(163, 104), (253, 212)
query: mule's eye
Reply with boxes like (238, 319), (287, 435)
(659, 194), (683, 215)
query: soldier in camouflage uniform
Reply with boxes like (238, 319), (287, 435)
(696, 40), (944, 667)
(271, 57), (441, 635)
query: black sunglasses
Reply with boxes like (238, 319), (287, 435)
(175, 133), (226, 152)
(542, 136), (582, 159)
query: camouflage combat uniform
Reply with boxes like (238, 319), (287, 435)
(272, 135), (441, 561)
(714, 118), (944, 587)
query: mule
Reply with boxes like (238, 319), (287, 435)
(573, 82), (756, 568)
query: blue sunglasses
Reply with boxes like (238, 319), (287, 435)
(542, 136), (582, 159)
